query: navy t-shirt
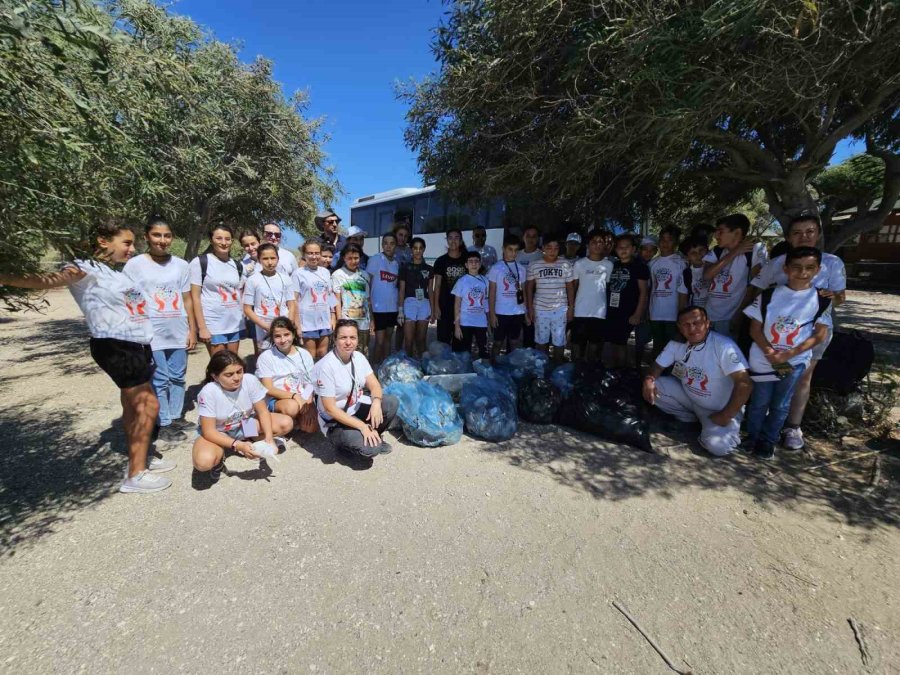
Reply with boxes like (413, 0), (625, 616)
(606, 258), (649, 321)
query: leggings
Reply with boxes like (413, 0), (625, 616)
(454, 326), (488, 359)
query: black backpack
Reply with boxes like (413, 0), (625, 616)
(811, 330), (875, 395)
(199, 252), (243, 285)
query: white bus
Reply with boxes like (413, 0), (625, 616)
(350, 186), (506, 263)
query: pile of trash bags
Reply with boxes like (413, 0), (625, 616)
(460, 363), (518, 441)
(494, 348), (549, 383)
(377, 351), (423, 387)
(384, 380), (463, 447)
(422, 342), (473, 375)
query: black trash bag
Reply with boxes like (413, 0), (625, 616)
(518, 377), (561, 424)
(563, 380), (653, 452)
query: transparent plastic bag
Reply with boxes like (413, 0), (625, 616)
(495, 348), (549, 382)
(377, 351), (423, 387)
(460, 376), (517, 441)
(423, 349), (474, 375)
(384, 380), (463, 447)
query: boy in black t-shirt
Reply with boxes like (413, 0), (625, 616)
(603, 234), (650, 368)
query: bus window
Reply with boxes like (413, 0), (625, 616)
(446, 202), (488, 232)
(415, 194), (445, 234)
(375, 205), (395, 236)
(352, 205), (376, 235)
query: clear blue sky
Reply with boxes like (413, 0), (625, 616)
(173, 0), (860, 249)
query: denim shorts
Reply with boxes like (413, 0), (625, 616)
(210, 331), (242, 345)
(267, 398), (277, 413)
(302, 328), (332, 340)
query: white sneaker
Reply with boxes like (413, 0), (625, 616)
(147, 456), (176, 473)
(781, 427), (805, 451)
(119, 470), (172, 494)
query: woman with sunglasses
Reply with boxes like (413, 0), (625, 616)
(261, 222), (299, 277)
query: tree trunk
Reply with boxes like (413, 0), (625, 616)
(185, 198), (215, 260)
(765, 169), (819, 236)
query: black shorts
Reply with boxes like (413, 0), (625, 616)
(372, 312), (398, 331)
(90, 338), (155, 389)
(493, 314), (524, 343)
(600, 318), (635, 346)
(572, 317), (605, 346)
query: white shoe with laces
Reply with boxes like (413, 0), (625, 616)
(147, 456), (176, 473)
(781, 427), (805, 451)
(119, 470), (172, 494)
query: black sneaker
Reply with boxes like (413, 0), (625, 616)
(753, 441), (775, 460)
(739, 437), (757, 454)
(378, 441), (393, 455)
(170, 418), (195, 432)
(158, 426), (187, 443)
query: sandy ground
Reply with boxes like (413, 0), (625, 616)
(0, 290), (898, 674)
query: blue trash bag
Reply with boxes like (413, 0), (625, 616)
(550, 363), (576, 398)
(377, 351), (423, 387)
(472, 360), (517, 393)
(495, 348), (549, 382)
(384, 381), (463, 447)
(423, 348), (473, 375)
(460, 376), (518, 441)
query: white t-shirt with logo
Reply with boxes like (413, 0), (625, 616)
(123, 254), (190, 350)
(197, 374), (267, 434)
(701, 242), (768, 322)
(188, 254), (244, 335)
(452, 274), (490, 327)
(527, 260), (574, 312)
(743, 285), (833, 377)
(655, 330), (748, 410)
(676, 265), (710, 308)
(516, 249), (544, 268)
(573, 257), (614, 319)
(313, 350), (373, 432)
(649, 254), (686, 321)
(66, 259), (154, 344)
(366, 253), (400, 313)
(332, 267), (371, 330)
(751, 252), (846, 293)
(487, 260), (526, 316)
(275, 247), (299, 277)
(242, 271), (294, 343)
(293, 266), (334, 332)
(255, 345), (315, 397)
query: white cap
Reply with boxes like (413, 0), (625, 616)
(640, 235), (658, 247)
(346, 225), (367, 238)
(566, 232), (582, 244)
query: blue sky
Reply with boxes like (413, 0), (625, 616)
(173, 1), (860, 249)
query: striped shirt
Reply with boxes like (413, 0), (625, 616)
(527, 260), (573, 311)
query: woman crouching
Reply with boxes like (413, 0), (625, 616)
(255, 317), (319, 433)
(192, 351), (294, 480)
(313, 319), (399, 457)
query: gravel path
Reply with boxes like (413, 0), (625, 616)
(0, 290), (898, 673)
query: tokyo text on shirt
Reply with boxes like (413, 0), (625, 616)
(452, 274), (490, 327)
(66, 259), (153, 344)
(242, 271), (294, 342)
(487, 260), (527, 316)
(331, 267), (371, 330)
(527, 260), (574, 312)
(573, 257), (614, 319)
(655, 330), (748, 409)
(751, 251), (846, 293)
(367, 253), (401, 313)
(313, 350), (374, 432)
(123, 254), (190, 350)
(743, 285), (833, 377)
(293, 266), (334, 332)
(701, 242), (768, 322)
(676, 265), (710, 309)
(649, 254), (687, 321)
(188, 254), (244, 335)
(255, 344), (316, 397)
(196, 374), (267, 434)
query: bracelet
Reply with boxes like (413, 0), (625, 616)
(372, 396), (382, 401)
(230, 438), (238, 450)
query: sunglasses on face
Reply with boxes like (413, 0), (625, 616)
(264, 231), (282, 239)
(324, 219), (338, 225)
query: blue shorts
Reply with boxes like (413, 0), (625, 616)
(210, 331), (241, 345)
(403, 297), (431, 322)
(302, 328), (332, 340)
(267, 398), (277, 413)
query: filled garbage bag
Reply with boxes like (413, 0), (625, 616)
(565, 384), (652, 452)
(377, 351), (423, 387)
(460, 376), (518, 441)
(517, 377), (562, 424)
(425, 373), (478, 400)
(384, 381), (463, 447)
(422, 342), (474, 375)
(495, 348), (549, 382)
(473, 359), (517, 392)
(550, 363), (576, 399)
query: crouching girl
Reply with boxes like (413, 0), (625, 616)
(255, 317), (319, 433)
(192, 351), (294, 480)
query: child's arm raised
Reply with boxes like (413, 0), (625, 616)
(0, 266), (85, 289)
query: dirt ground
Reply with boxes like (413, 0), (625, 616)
(0, 289), (898, 674)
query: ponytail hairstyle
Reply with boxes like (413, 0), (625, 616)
(92, 218), (134, 261)
(204, 351), (245, 384)
(145, 212), (170, 234)
(267, 316), (301, 348)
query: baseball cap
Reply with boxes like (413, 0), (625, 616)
(566, 232), (582, 244)
(640, 235), (658, 247)
(346, 225), (367, 238)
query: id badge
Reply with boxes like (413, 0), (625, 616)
(516, 289), (525, 305)
(609, 292), (621, 308)
(672, 361), (687, 379)
(415, 288), (425, 301)
(240, 417), (259, 438)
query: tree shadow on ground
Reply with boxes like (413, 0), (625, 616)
(0, 318), (96, 378)
(478, 422), (900, 531)
(0, 404), (131, 557)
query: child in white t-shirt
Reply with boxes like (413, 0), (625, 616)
(525, 236), (575, 362)
(648, 226), (686, 357)
(677, 236), (710, 310)
(292, 238), (336, 360)
(189, 223), (245, 355)
(742, 247), (831, 460)
(255, 317), (318, 433)
(453, 250), (490, 359)
(242, 243), (296, 353)
(488, 234), (528, 361)
(192, 351), (294, 481)
(332, 244), (371, 355)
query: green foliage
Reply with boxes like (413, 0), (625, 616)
(403, 1), (900, 243)
(0, 0), (337, 308)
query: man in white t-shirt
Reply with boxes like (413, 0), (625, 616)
(702, 213), (767, 338)
(571, 230), (614, 361)
(262, 223), (299, 277)
(643, 305), (753, 457)
(367, 233), (401, 365)
(748, 214), (846, 451)
(648, 225), (686, 357)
